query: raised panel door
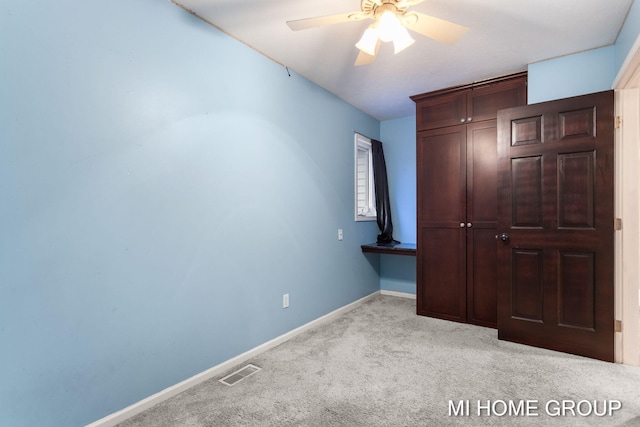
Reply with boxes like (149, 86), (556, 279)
(497, 90), (614, 362)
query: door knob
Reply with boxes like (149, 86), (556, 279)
(460, 222), (466, 228)
(495, 233), (510, 242)
(467, 223), (472, 228)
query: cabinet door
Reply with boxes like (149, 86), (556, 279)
(467, 77), (527, 123)
(467, 228), (498, 327)
(416, 91), (467, 131)
(417, 127), (466, 226)
(417, 127), (467, 321)
(466, 121), (499, 327)
(418, 227), (466, 321)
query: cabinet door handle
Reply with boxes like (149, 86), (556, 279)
(460, 118), (466, 123)
(467, 222), (472, 228)
(467, 117), (473, 122)
(460, 222), (466, 228)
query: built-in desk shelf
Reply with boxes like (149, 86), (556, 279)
(360, 243), (416, 256)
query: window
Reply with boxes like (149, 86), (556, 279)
(354, 133), (376, 221)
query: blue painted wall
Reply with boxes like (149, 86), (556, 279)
(379, 116), (417, 294)
(0, 1), (380, 426)
(380, 116), (416, 245)
(528, 46), (616, 104)
(615, 0), (640, 74)
(529, 0), (640, 104)
(5, 0), (640, 424)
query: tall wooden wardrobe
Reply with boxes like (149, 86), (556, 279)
(411, 72), (527, 328)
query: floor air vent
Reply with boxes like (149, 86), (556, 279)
(219, 364), (261, 386)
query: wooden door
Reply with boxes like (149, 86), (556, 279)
(496, 91), (615, 361)
(416, 91), (468, 131)
(468, 76), (528, 124)
(466, 120), (499, 327)
(417, 126), (467, 321)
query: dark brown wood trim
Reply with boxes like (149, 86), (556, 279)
(361, 243), (417, 256)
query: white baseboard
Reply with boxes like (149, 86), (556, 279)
(86, 291), (381, 427)
(380, 289), (416, 299)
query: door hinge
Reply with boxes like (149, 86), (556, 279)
(615, 320), (622, 333)
(615, 116), (623, 129)
(614, 218), (622, 231)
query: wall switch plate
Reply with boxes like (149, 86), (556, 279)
(338, 229), (343, 240)
(283, 293), (289, 308)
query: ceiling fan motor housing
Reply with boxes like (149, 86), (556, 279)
(361, 0), (410, 18)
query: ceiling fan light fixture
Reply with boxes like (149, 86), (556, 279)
(393, 26), (415, 54)
(356, 26), (379, 56)
(287, 0), (467, 66)
(377, 11), (403, 43)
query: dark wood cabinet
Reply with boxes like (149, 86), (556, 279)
(412, 72), (527, 328)
(415, 74), (527, 131)
(416, 91), (468, 131)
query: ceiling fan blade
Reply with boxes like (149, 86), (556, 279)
(287, 12), (367, 31)
(354, 40), (381, 66)
(404, 12), (468, 45)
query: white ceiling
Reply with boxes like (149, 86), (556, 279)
(171, 0), (633, 121)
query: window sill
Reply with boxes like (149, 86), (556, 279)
(355, 216), (377, 222)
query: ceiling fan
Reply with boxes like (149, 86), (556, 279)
(287, 0), (468, 66)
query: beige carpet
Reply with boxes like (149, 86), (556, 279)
(118, 295), (640, 426)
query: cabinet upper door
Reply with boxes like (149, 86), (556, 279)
(466, 120), (498, 227)
(416, 91), (467, 131)
(468, 77), (527, 124)
(416, 126), (466, 227)
(413, 72), (527, 131)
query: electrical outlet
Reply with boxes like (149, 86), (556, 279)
(283, 293), (289, 309)
(338, 228), (343, 241)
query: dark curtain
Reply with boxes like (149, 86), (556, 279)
(371, 139), (399, 246)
